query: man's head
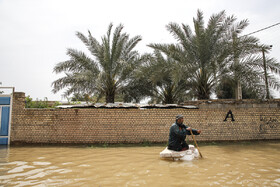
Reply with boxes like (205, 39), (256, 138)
(176, 114), (184, 124)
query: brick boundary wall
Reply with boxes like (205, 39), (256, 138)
(10, 92), (280, 144)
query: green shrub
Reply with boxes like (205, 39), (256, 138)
(25, 96), (61, 108)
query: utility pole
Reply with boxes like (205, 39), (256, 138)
(233, 34), (242, 100)
(261, 46), (271, 99)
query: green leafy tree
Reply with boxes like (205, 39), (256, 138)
(223, 19), (280, 99)
(149, 50), (192, 104)
(25, 96), (48, 108)
(216, 77), (264, 99)
(128, 51), (190, 104)
(52, 23), (142, 103)
(113, 53), (153, 103)
(25, 96), (59, 108)
(149, 10), (233, 100)
(149, 10), (280, 100)
(121, 75), (153, 103)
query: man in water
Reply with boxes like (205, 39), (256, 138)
(168, 114), (201, 151)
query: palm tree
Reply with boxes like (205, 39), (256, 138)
(137, 50), (190, 104)
(259, 47), (280, 98)
(219, 19), (280, 99)
(52, 23), (142, 103)
(121, 64), (153, 103)
(149, 10), (234, 100)
(216, 76), (264, 99)
(224, 19), (260, 99)
(149, 10), (280, 100)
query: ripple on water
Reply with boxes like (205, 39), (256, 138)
(0, 142), (279, 186)
(0, 161), (27, 166)
(78, 164), (91, 167)
(61, 162), (73, 165)
(0, 168), (45, 180)
(228, 171), (239, 175)
(257, 169), (269, 172)
(32, 162), (51, 166)
(223, 163), (231, 167)
(8, 165), (35, 173)
(26, 168), (72, 180)
(274, 178), (280, 183)
(251, 173), (261, 178)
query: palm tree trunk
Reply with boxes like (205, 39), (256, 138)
(196, 68), (211, 100)
(105, 92), (115, 103)
(235, 80), (242, 100)
(105, 86), (115, 103)
(233, 34), (242, 100)
(163, 86), (175, 104)
(163, 95), (174, 104)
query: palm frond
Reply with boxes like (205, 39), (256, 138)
(52, 23), (141, 103)
(166, 22), (188, 45)
(53, 48), (99, 74)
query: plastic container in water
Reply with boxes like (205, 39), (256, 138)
(160, 145), (199, 161)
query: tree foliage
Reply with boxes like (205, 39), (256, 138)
(25, 96), (60, 108)
(53, 11), (280, 103)
(149, 10), (280, 100)
(52, 23), (142, 103)
(149, 10), (234, 99)
(145, 50), (191, 104)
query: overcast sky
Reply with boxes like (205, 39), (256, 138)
(0, 0), (279, 100)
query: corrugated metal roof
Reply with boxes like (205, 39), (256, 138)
(56, 102), (198, 109)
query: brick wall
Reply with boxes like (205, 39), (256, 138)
(10, 92), (280, 144)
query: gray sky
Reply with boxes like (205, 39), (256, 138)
(0, 0), (279, 100)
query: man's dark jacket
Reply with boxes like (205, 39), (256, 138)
(168, 122), (200, 151)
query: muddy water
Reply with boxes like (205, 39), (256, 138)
(0, 142), (279, 186)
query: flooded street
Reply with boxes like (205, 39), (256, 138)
(0, 142), (279, 186)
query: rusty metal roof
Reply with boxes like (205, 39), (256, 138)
(56, 102), (198, 109)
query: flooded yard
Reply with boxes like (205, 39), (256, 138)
(0, 141), (279, 186)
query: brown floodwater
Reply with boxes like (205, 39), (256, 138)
(0, 141), (279, 186)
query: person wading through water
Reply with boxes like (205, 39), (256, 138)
(168, 115), (201, 151)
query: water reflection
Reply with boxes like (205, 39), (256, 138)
(0, 145), (9, 161)
(0, 146), (9, 186)
(0, 142), (279, 186)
